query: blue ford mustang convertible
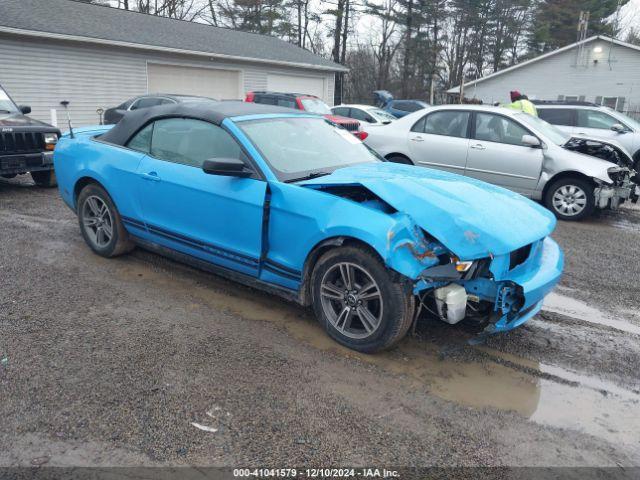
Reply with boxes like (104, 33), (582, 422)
(54, 102), (563, 352)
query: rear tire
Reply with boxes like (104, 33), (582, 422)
(311, 245), (415, 353)
(77, 183), (134, 257)
(31, 169), (57, 187)
(544, 177), (595, 221)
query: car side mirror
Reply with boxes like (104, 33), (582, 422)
(611, 123), (627, 133)
(202, 158), (253, 178)
(365, 117), (375, 123)
(522, 134), (542, 148)
(19, 105), (31, 115)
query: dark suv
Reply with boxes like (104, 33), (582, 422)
(245, 91), (366, 140)
(0, 84), (60, 186)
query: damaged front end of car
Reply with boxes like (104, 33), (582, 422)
(386, 221), (563, 334)
(300, 162), (563, 334)
(563, 137), (640, 208)
(593, 167), (639, 208)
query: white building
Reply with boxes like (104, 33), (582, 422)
(0, 0), (346, 127)
(448, 36), (640, 116)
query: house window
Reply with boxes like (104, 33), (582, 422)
(594, 96), (626, 111)
(601, 97), (619, 109)
(557, 95), (586, 102)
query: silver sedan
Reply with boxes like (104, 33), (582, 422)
(365, 105), (638, 221)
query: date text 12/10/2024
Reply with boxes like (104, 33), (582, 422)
(233, 469), (400, 478)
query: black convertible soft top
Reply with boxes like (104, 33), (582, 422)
(100, 101), (303, 146)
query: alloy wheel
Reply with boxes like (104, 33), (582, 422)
(552, 185), (587, 217)
(319, 262), (384, 339)
(82, 195), (114, 248)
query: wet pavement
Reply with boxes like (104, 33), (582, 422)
(1, 176), (639, 468)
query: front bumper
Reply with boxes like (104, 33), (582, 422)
(595, 184), (635, 208)
(0, 151), (54, 175)
(595, 170), (639, 208)
(460, 237), (563, 333)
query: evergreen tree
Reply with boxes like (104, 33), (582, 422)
(529, 0), (628, 53)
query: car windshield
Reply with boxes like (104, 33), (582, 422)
(238, 117), (380, 182)
(300, 98), (332, 115)
(515, 113), (570, 146)
(605, 107), (640, 130)
(369, 108), (396, 122)
(0, 85), (19, 114)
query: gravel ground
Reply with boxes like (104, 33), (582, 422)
(1, 176), (639, 470)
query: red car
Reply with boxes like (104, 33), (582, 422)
(245, 91), (368, 140)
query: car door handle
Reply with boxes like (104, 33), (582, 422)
(141, 171), (160, 181)
(410, 136), (424, 142)
(470, 144), (486, 150)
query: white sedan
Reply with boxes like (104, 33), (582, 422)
(364, 104), (638, 220)
(331, 104), (397, 129)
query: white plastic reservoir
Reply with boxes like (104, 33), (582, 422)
(434, 284), (468, 324)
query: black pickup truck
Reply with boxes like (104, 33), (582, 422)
(0, 83), (60, 187)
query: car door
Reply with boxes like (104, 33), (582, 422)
(331, 107), (351, 118)
(349, 107), (377, 125)
(575, 108), (635, 153)
(537, 108), (575, 136)
(464, 112), (544, 196)
(407, 110), (471, 175)
(134, 117), (266, 276)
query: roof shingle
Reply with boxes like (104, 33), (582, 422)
(0, 0), (345, 71)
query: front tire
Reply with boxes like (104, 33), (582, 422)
(77, 183), (133, 257)
(31, 169), (57, 187)
(544, 177), (595, 221)
(311, 246), (415, 353)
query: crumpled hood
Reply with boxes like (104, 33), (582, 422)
(300, 162), (557, 259)
(564, 135), (634, 168)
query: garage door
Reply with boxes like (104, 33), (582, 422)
(267, 74), (326, 101)
(147, 64), (241, 100)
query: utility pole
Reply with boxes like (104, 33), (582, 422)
(575, 11), (590, 67)
(430, 73), (436, 104)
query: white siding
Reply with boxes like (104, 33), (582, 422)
(461, 40), (640, 113)
(267, 73), (326, 99)
(0, 32), (337, 126)
(147, 63), (242, 99)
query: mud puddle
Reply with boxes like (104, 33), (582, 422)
(543, 292), (640, 335)
(609, 218), (640, 233)
(116, 254), (640, 452)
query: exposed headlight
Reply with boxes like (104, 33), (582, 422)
(452, 256), (474, 272)
(44, 133), (58, 151)
(607, 166), (627, 184)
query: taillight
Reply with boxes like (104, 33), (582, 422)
(245, 92), (255, 102)
(356, 131), (368, 141)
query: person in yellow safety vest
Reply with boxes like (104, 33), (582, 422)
(505, 90), (538, 116)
